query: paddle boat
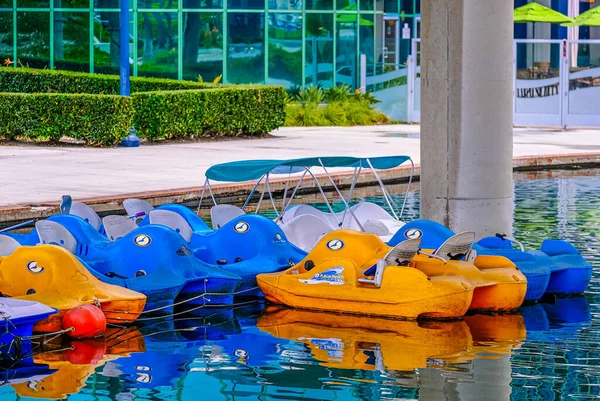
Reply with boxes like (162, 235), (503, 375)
(0, 242), (146, 333)
(389, 220), (592, 299)
(4, 214), (242, 314)
(0, 299), (56, 357)
(257, 232), (477, 319)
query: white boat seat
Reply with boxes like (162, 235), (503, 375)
(102, 215), (138, 242)
(291, 205), (339, 227)
(434, 232), (476, 261)
(69, 202), (102, 231)
(149, 210), (193, 243)
(359, 239), (421, 287)
(210, 205), (245, 230)
(36, 221), (78, 254)
(280, 214), (334, 252)
(123, 198), (155, 217)
(0, 234), (20, 256)
(363, 219), (405, 237)
(350, 202), (396, 222)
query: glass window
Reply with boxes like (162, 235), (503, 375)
(305, 0), (332, 10)
(182, 0), (222, 10)
(268, 0), (301, 11)
(228, 0), (263, 10)
(182, 12), (223, 82)
(227, 12), (264, 84)
(415, 0), (419, 14)
(0, 0), (12, 7)
(138, 0), (177, 10)
(305, 12), (333, 87)
(383, 0), (397, 13)
(137, 11), (178, 79)
(17, 12), (50, 69)
(0, 13), (13, 65)
(93, 11), (124, 75)
(54, 12), (90, 72)
(399, 0), (414, 15)
(54, 0), (88, 9)
(268, 13), (301, 88)
(360, 0), (372, 11)
(336, 15), (357, 87)
(18, 0), (49, 8)
(336, 0), (355, 10)
(359, 13), (374, 74)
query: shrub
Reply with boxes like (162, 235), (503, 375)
(0, 92), (133, 146)
(324, 84), (351, 103)
(284, 98), (389, 127)
(0, 67), (215, 94)
(132, 86), (286, 140)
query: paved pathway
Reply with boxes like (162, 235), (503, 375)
(1, 125), (599, 206)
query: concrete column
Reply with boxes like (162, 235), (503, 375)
(420, 0), (514, 237)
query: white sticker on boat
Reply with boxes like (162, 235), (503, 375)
(234, 221), (250, 234)
(326, 239), (344, 251)
(404, 228), (423, 240)
(134, 234), (152, 247)
(27, 261), (44, 274)
(299, 267), (344, 285)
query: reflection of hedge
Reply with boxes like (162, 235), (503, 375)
(133, 86), (286, 140)
(0, 92), (133, 146)
(0, 67), (215, 94)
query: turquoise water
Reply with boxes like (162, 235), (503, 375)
(1, 170), (598, 400)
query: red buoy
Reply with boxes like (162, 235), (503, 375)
(65, 339), (107, 365)
(62, 304), (107, 339)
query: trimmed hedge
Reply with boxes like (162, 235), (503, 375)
(0, 67), (216, 94)
(0, 93), (133, 146)
(132, 86), (287, 140)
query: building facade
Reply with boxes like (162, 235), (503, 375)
(0, 0), (596, 88)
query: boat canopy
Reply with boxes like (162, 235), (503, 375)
(205, 156), (412, 182)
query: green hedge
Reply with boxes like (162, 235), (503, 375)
(132, 86), (286, 140)
(0, 67), (215, 94)
(0, 93), (133, 146)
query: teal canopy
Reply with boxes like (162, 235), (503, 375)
(205, 156), (412, 182)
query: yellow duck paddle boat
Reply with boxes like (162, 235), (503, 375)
(409, 231), (527, 312)
(0, 245), (146, 333)
(257, 231), (474, 320)
(257, 306), (473, 371)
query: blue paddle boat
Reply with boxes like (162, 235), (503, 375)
(143, 211), (306, 297)
(389, 220), (592, 301)
(27, 214), (241, 314)
(0, 299), (56, 358)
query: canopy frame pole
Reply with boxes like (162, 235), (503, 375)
(242, 174), (266, 211)
(196, 179), (209, 213)
(255, 177), (268, 213)
(276, 169), (309, 223)
(317, 158), (364, 231)
(305, 168), (339, 223)
(366, 158), (400, 220)
(340, 166), (362, 227)
(398, 159), (415, 220)
(280, 166), (293, 215)
(205, 180), (218, 206)
(265, 173), (280, 218)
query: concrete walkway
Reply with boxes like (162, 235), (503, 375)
(1, 125), (599, 207)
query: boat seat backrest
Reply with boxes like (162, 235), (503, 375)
(280, 214), (334, 251)
(0, 234), (20, 256)
(210, 205), (246, 230)
(36, 221), (78, 254)
(384, 238), (421, 266)
(434, 232), (475, 260)
(149, 210), (193, 243)
(351, 202), (395, 223)
(102, 215), (138, 242)
(123, 198), (155, 217)
(293, 205), (338, 227)
(69, 202), (102, 231)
